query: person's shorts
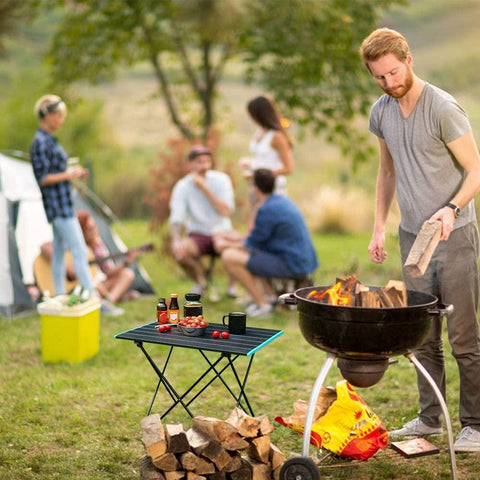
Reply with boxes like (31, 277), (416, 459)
(189, 233), (216, 257)
(246, 249), (294, 278)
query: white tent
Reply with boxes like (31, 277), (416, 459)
(0, 151), (155, 318)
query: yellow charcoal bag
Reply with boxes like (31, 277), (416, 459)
(276, 380), (388, 460)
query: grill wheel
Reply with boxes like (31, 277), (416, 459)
(280, 457), (320, 480)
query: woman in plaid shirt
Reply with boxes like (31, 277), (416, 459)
(30, 94), (94, 297)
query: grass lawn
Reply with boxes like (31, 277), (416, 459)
(1, 223), (480, 479)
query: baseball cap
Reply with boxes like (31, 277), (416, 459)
(188, 145), (212, 161)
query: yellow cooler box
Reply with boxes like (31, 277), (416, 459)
(38, 297), (101, 364)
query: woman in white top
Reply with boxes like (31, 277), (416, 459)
(242, 95), (294, 196)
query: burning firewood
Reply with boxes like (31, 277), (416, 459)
(307, 276), (407, 308)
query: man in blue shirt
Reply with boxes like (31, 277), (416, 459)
(220, 168), (318, 317)
(30, 95), (98, 301)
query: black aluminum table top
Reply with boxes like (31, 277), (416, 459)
(115, 321), (284, 356)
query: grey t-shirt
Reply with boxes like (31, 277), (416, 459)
(369, 82), (476, 234)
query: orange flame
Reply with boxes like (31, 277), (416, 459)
(307, 276), (357, 306)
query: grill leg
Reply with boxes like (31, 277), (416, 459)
(406, 353), (457, 480)
(301, 352), (336, 457)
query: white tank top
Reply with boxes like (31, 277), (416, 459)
(249, 129), (287, 194)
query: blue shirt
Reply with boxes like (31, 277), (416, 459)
(244, 194), (319, 276)
(30, 128), (74, 222)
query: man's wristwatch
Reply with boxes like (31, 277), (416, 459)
(446, 202), (460, 218)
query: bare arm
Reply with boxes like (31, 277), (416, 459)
(213, 231), (245, 253)
(368, 138), (396, 264)
(39, 165), (89, 187)
(270, 131), (294, 176)
(428, 130), (480, 240)
(169, 223), (185, 260)
(192, 174), (233, 217)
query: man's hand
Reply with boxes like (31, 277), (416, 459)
(368, 232), (388, 264)
(213, 231), (244, 252)
(428, 206), (456, 241)
(191, 172), (233, 217)
(171, 240), (186, 260)
(192, 172), (207, 189)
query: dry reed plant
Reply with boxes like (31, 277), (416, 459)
(301, 185), (402, 235)
(300, 186), (373, 234)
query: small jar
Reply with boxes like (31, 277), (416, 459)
(184, 293), (203, 317)
(156, 297), (168, 324)
(168, 293), (180, 324)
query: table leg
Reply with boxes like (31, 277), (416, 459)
(198, 351), (255, 415)
(147, 345), (174, 415)
(161, 354), (230, 418)
(135, 343), (257, 419)
(135, 341), (195, 418)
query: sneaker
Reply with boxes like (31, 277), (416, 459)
(235, 295), (253, 307)
(190, 283), (206, 295)
(389, 418), (443, 438)
(100, 299), (124, 316)
(122, 289), (141, 301)
(226, 285), (239, 298)
(245, 303), (273, 318)
(264, 295), (278, 304)
(454, 426), (480, 452)
(208, 286), (221, 303)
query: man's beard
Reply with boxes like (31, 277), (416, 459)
(383, 68), (414, 98)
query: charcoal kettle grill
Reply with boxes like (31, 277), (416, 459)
(278, 285), (457, 480)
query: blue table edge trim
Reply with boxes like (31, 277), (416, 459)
(247, 330), (284, 356)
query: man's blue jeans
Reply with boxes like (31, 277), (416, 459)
(52, 216), (93, 295)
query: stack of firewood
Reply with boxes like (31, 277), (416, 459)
(139, 408), (286, 480)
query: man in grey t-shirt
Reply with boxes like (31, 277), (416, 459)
(360, 28), (480, 453)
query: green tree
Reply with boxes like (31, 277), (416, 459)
(45, 0), (406, 164)
(0, 0), (37, 56)
(241, 0), (407, 164)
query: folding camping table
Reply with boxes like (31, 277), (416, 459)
(115, 321), (283, 419)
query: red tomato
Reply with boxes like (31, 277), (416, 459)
(158, 325), (166, 333)
(165, 324), (172, 331)
(221, 331), (229, 339)
(212, 330), (220, 338)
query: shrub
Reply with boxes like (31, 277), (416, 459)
(301, 185), (373, 234)
(100, 169), (151, 219)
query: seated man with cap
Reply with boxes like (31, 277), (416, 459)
(168, 145), (235, 295)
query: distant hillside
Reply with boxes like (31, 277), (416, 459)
(384, 0), (480, 98)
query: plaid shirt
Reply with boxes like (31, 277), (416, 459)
(31, 128), (74, 222)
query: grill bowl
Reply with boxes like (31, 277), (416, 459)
(293, 286), (438, 360)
